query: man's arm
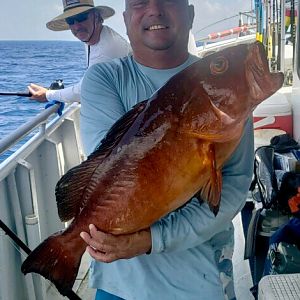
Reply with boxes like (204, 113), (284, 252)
(28, 81), (82, 103)
(80, 63), (127, 155)
(46, 82), (81, 103)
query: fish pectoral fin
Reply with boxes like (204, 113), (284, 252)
(198, 144), (222, 215)
(200, 172), (222, 215)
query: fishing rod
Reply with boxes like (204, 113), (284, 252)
(291, 0), (296, 67)
(272, 0), (277, 71)
(0, 80), (64, 98)
(0, 92), (32, 97)
(0, 219), (31, 255)
(0, 218), (81, 300)
(276, 0), (281, 70)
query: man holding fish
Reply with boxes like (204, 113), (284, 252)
(21, 0), (284, 299)
(79, 0), (253, 299)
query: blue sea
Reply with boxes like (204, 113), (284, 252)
(0, 40), (86, 160)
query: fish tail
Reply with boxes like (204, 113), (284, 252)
(21, 231), (85, 296)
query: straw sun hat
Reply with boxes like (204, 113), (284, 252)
(46, 0), (115, 31)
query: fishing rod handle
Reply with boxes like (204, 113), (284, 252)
(0, 92), (32, 97)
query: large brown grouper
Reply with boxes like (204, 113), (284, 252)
(22, 42), (283, 296)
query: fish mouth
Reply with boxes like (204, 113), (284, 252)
(246, 42), (284, 102)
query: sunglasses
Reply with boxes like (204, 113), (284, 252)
(66, 12), (90, 25)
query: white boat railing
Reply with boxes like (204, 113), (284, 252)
(198, 24), (256, 44)
(0, 103), (84, 300)
(197, 34), (256, 57)
(0, 104), (59, 156)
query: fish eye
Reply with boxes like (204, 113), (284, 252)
(210, 56), (229, 75)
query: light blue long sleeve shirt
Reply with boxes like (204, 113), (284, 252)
(80, 55), (254, 300)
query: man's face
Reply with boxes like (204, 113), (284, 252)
(67, 10), (97, 42)
(123, 0), (194, 53)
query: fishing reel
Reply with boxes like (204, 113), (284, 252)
(45, 80), (65, 116)
(270, 242), (300, 274)
(49, 79), (64, 90)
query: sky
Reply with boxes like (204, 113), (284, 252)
(0, 0), (253, 41)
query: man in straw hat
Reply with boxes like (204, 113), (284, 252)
(78, 0), (253, 300)
(28, 0), (131, 103)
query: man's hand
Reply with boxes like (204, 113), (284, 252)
(80, 224), (152, 263)
(28, 83), (48, 102)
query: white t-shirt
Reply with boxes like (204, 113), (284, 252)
(46, 25), (131, 103)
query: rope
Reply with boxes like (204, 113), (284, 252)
(195, 14), (240, 35)
(0, 231), (27, 260)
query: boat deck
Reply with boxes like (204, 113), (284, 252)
(233, 212), (255, 300)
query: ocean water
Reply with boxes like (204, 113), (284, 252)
(0, 40), (85, 160)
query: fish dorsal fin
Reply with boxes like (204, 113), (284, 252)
(55, 155), (106, 222)
(55, 100), (148, 222)
(197, 143), (222, 215)
(90, 99), (148, 158)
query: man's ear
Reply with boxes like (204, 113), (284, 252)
(188, 5), (195, 30)
(94, 11), (103, 24)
